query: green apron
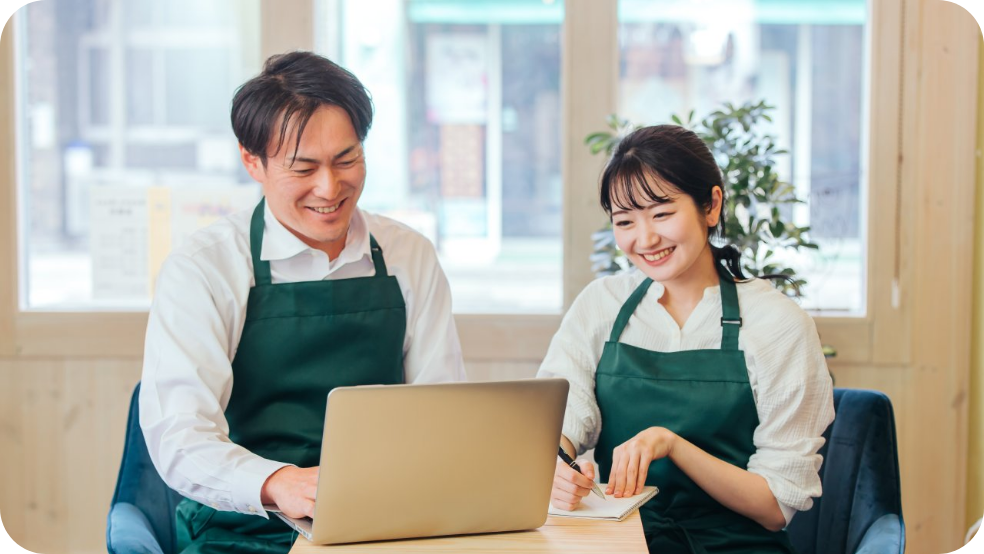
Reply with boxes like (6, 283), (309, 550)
(175, 199), (407, 554)
(594, 267), (795, 554)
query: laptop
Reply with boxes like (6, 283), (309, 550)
(272, 378), (569, 545)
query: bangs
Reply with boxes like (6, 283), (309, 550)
(608, 160), (677, 213)
(272, 102), (318, 167)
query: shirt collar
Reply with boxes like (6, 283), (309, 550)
(260, 201), (372, 265)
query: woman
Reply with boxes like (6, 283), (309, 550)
(538, 125), (834, 553)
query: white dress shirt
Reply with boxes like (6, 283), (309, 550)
(536, 270), (834, 526)
(140, 203), (466, 518)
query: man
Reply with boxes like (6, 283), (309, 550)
(139, 51), (466, 554)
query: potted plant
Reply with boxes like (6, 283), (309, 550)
(585, 100), (819, 299)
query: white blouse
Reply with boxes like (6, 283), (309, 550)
(536, 270), (834, 525)
(140, 204), (466, 518)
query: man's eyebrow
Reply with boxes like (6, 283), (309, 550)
(332, 144), (361, 162)
(287, 144), (362, 166)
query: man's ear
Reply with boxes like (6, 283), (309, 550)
(240, 145), (266, 183)
(706, 186), (723, 227)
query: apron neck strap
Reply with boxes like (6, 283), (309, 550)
(717, 264), (742, 351)
(250, 199), (273, 286)
(609, 277), (654, 343)
(608, 267), (743, 349)
(369, 235), (389, 276)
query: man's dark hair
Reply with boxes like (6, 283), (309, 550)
(231, 51), (373, 165)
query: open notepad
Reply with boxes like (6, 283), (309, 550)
(548, 485), (658, 521)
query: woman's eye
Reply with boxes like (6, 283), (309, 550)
(654, 212), (673, 219)
(614, 220), (631, 227)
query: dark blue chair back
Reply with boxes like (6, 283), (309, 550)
(786, 388), (905, 554)
(107, 383), (184, 554)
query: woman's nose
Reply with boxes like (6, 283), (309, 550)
(638, 226), (661, 249)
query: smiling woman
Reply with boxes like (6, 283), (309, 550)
(601, 125), (738, 306)
(539, 123), (835, 554)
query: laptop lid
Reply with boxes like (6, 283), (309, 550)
(299, 378), (568, 545)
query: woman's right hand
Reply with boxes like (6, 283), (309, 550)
(550, 458), (597, 511)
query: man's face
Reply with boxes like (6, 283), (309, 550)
(240, 105), (366, 259)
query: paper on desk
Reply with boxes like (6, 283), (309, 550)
(548, 485), (658, 521)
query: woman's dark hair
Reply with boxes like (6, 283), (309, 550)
(599, 124), (747, 280)
(231, 51), (373, 165)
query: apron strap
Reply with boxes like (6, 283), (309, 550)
(249, 199), (273, 286)
(609, 277), (654, 343)
(369, 235), (389, 277)
(717, 265), (742, 351)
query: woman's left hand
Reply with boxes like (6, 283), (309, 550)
(607, 427), (677, 498)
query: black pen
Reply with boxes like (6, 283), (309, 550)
(557, 447), (606, 500)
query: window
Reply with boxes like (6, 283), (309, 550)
(316, 0), (564, 313)
(17, 0), (262, 309)
(13, 0), (874, 319)
(617, 0), (868, 313)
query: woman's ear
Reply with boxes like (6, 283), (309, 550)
(706, 186), (723, 227)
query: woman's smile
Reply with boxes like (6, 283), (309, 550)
(638, 246), (676, 266)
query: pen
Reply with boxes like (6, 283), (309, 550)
(557, 447), (606, 500)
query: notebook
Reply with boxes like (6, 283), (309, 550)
(272, 379), (570, 544)
(548, 485), (658, 521)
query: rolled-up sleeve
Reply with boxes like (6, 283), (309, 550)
(536, 281), (610, 456)
(744, 308), (835, 526)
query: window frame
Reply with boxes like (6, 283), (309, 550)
(0, 0), (904, 367)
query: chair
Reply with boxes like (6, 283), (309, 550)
(107, 383), (184, 554)
(786, 388), (905, 554)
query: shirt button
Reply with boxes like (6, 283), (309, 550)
(248, 505), (257, 513)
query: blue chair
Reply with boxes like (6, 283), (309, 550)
(787, 388), (905, 554)
(107, 383), (184, 554)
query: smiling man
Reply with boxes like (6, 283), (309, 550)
(139, 52), (466, 554)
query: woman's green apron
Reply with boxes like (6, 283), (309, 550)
(175, 199), (407, 554)
(594, 268), (795, 554)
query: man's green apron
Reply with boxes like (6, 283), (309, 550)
(595, 267), (795, 554)
(175, 199), (406, 554)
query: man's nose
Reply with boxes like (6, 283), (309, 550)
(312, 169), (341, 198)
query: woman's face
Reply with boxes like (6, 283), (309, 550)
(610, 177), (722, 287)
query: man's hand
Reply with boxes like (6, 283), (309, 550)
(260, 466), (319, 519)
(550, 458), (597, 511)
(607, 427), (676, 498)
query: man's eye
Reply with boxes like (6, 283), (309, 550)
(614, 220), (631, 227)
(337, 159), (357, 167)
(293, 168), (315, 175)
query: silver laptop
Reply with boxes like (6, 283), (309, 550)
(273, 378), (569, 545)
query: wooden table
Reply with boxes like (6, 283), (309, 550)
(289, 512), (648, 553)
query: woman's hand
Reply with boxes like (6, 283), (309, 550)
(550, 457), (598, 511)
(607, 427), (677, 498)
(260, 466), (320, 519)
